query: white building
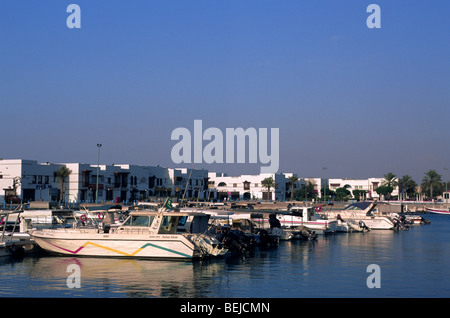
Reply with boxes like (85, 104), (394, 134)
(0, 159), (65, 204)
(173, 168), (209, 200)
(0, 159), (209, 204)
(0, 158), (401, 204)
(328, 178), (399, 200)
(207, 172), (289, 201)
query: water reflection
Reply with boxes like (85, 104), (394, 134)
(25, 256), (212, 297)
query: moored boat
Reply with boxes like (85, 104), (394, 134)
(248, 206), (337, 235)
(0, 209), (37, 257)
(29, 203), (228, 260)
(425, 207), (450, 215)
(322, 202), (396, 230)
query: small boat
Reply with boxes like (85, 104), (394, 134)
(29, 203), (228, 260)
(406, 215), (431, 224)
(322, 202), (395, 230)
(21, 208), (78, 227)
(0, 209), (37, 257)
(248, 207), (338, 235)
(425, 207), (450, 215)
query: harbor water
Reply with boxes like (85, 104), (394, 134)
(0, 213), (449, 298)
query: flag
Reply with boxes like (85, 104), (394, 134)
(164, 198), (173, 210)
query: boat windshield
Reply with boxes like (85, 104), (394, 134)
(123, 215), (154, 227)
(158, 216), (180, 234)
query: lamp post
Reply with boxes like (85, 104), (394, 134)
(96, 143), (102, 203)
(445, 167), (449, 204)
(323, 167), (327, 203)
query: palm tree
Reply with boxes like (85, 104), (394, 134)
(421, 170), (442, 199)
(261, 177), (276, 201)
(398, 175), (417, 199)
(382, 172), (398, 188)
(288, 176), (299, 201)
(55, 166), (72, 202)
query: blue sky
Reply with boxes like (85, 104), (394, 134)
(0, 0), (449, 182)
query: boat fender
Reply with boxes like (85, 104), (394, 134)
(80, 214), (87, 222)
(0, 217), (3, 225)
(98, 212), (104, 220)
(316, 206), (322, 212)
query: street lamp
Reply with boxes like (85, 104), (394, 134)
(445, 168), (449, 204)
(323, 167), (327, 203)
(96, 144), (102, 203)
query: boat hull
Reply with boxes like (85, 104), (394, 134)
(359, 217), (394, 230)
(30, 230), (201, 260)
(324, 212), (394, 230)
(425, 208), (450, 215)
(252, 216), (337, 234)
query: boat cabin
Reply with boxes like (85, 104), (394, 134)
(119, 211), (211, 235)
(288, 206), (319, 222)
(343, 202), (378, 216)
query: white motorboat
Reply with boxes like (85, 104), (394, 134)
(322, 202), (395, 230)
(248, 206), (338, 235)
(29, 206), (228, 260)
(21, 208), (78, 227)
(0, 209), (37, 257)
(425, 207), (450, 215)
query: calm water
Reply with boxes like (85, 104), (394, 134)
(1, 214), (449, 298)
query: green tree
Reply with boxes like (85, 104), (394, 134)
(421, 170), (443, 199)
(262, 177), (276, 201)
(288, 176), (299, 201)
(376, 185), (394, 200)
(352, 189), (367, 201)
(294, 180), (316, 201)
(321, 187), (336, 201)
(382, 172), (398, 188)
(398, 175), (417, 198)
(55, 166), (72, 202)
(336, 187), (351, 201)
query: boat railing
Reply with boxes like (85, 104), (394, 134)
(115, 227), (149, 235)
(0, 208), (25, 243)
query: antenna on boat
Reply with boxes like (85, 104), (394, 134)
(180, 163), (194, 207)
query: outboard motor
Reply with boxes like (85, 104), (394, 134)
(268, 213), (281, 229)
(420, 216), (431, 225)
(219, 228), (256, 257)
(358, 220), (370, 231)
(393, 215), (409, 230)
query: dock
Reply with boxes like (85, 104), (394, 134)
(0, 234), (37, 257)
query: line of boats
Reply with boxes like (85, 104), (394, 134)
(0, 200), (438, 261)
